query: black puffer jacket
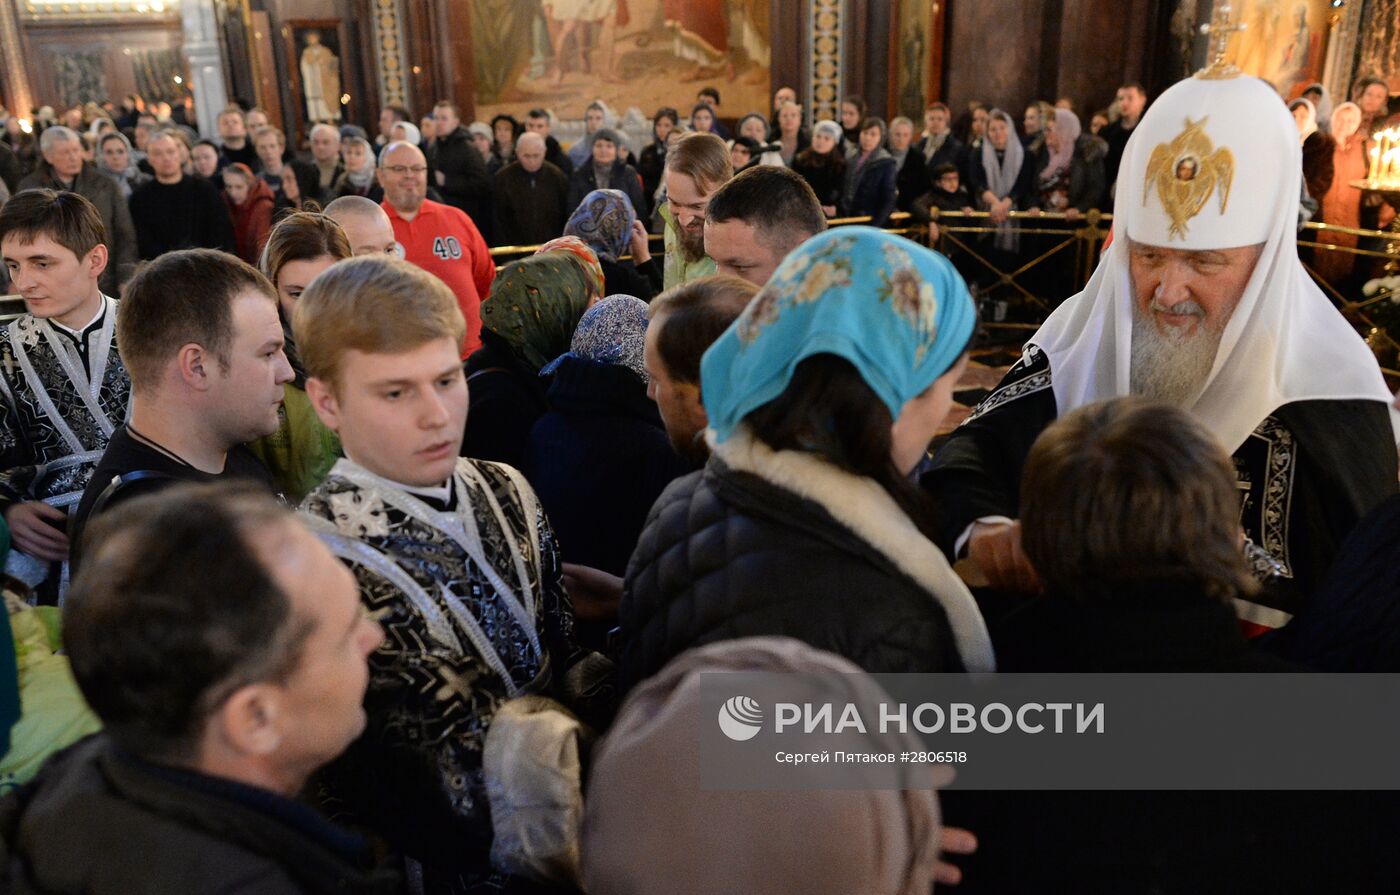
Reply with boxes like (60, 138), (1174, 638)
(618, 430), (991, 691)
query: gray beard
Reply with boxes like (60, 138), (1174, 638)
(1129, 301), (1223, 406)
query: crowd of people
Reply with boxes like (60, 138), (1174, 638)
(0, 59), (1397, 895)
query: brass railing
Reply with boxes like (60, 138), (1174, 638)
(485, 209), (1400, 382)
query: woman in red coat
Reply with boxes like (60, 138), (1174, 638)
(221, 162), (275, 265)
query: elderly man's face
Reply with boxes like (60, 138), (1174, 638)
(1128, 240), (1263, 340)
(378, 144), (428, 212)
(517, 139), (545, 172)
(889, 121), (914, 151)
(45, 137), (84, 179)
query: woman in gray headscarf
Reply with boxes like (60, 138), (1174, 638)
(96, 131), (149, 200)
(582, 636), (955, 895)
(967, 108), (1036, 252)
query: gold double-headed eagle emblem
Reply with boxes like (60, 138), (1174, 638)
(1143, 117), (1234, 241)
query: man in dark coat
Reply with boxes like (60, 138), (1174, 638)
(18, 126), (138, 293)
(0, 139), (21, 196)
(128, 132), (237, 259)
(493, 131), (569, 247)
(0, 484), (397, 894)
(427, 101), (493, 229)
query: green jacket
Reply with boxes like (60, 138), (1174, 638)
(248, 383), (342, 505)
(0, 593), (101, 793)
(660, 203), (717, 290)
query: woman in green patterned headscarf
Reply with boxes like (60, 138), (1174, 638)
(463, 253), (597, 466)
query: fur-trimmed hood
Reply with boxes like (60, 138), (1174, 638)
(709, 426), (996, 672)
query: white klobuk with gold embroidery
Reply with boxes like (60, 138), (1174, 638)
(1124, 75), (1290, 250)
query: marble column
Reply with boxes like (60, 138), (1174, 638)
(181, 0), (228, 139)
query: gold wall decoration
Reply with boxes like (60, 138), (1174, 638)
(371, 0), (407, 110)
(20, 0), (181, 22)
(1144, 117), (1235, 240)
(809, 0), (841, 123)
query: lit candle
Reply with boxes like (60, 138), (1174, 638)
(1370, 145), (1381, 183)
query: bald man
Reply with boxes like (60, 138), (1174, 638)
(324, 195), (400, 257)
(493, 131), (570, 247)
(378, 141), (494, 355)
(308, 123), (345, 206)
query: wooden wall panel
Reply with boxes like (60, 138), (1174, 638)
(769, 0), (807, 107)
(938, 0), (1171, 119)
(943, 0), (1051, 114)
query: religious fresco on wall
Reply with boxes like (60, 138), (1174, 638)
(1225, 0), (1333, 98)
(893, 0), (932, 121)
(53, 51), (107, 107)
(470, 0), (771, 122)
(1357, 0), (1400, 94)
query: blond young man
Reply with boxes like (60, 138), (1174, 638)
(293, 256), (588, 890)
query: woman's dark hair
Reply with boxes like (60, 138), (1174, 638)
(858, 116), (887, 140)
(743, 353), (963, 541)
(654, 107), (680, 127)
(490, 113), (521, 144)
(691, 103), (716, 128)
(951, 110), (975, 144)
(842, 96), (867, 117)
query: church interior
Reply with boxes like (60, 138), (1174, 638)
(1, 1), (1400, 893)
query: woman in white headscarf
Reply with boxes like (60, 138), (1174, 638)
(1289, 97), (1319, 144)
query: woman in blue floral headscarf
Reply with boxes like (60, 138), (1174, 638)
(618, 227), (995, 692)
(563, 189), (663, 300)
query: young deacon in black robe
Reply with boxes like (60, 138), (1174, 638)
(926, 70), (1399, 634)
(0, 190), (130, 598)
